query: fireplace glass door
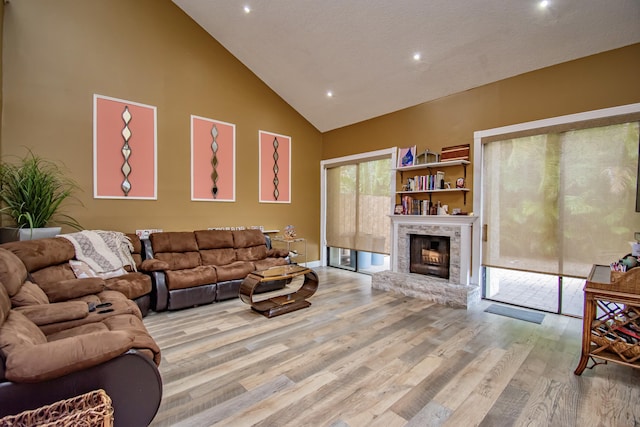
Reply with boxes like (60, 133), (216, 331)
(409, 234), (450, 280)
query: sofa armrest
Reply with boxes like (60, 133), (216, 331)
(148, 271), (168, 312)
(141, 238), (155, 261)
(13, 301), (88, 326)
(139, 258), (170, 272)
(4, 330), (134, 383)
(267, 248), (290, 258)
(264, 233), (273, 249)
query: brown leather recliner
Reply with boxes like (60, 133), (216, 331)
(0, 248), (162, 427)
(0, 233), (153, 316)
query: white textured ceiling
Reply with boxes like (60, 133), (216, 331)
(173, 0), (640, 132)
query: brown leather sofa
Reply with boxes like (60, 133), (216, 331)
(142, 229), (290, 311)
(0, 247), (162, 427)
(0, 234), (153, 316)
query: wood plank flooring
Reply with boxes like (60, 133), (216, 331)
(143, 267), (640, 427)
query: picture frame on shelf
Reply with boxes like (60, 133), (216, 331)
(394, 204), (403, 214)
(456, 177), (465, 188)
(397, 146), (416, 167)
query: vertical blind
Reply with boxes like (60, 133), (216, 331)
(326, 158), (391, 254)
(483, 121), (640, 278)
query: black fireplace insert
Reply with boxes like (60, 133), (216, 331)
(409, 234), (450, 279)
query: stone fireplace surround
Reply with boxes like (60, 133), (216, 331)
(372, 215), (480, 308)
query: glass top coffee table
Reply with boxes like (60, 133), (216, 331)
(239, 264), (319, 318)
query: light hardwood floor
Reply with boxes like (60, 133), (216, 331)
(143, 267), (640, 427)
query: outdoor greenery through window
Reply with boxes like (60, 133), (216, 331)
(326, 158), (391, 255)
(482, 121), (640, 278)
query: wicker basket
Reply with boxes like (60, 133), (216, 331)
(608, 268), (640, 294)
(587, 267), (640, 294)
(0, 389), (113, 427)
(591, 334), (640, 363)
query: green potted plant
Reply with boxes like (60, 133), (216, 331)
(0, 151), (82, 241)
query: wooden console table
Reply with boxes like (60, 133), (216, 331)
(574, 264), (640, 375)
(239, 265), (318, 318)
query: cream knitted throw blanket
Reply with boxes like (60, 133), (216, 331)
(60, 230), (137, 273)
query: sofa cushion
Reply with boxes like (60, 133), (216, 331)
(236, 245), (268, 262)
(0, 248), (29, 297)
(30, 263), (77, 288)
(38, 277), (106, 303)
(165, 266), (217, 291)
(46, 322), (107, 341)
(0, 311), (47, 351)
(214, 261), (256, 282)
(36, 298), (141, 336)
(155, 252), (201, 271)
(105, 272), (152, 300)
(194, 230), (234, 249)
(10, 281), (49, 307)
(150, 232), (199, 253)
(0, 283), (11, 327)
(14, 301), (88, 326)
(200, 248), (237, 266)
(1, 238), (76, 273)
(233, 229), (266, 248)
(233, 230), (268, 261)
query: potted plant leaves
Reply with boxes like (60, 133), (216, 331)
(0, 151), (82, 241)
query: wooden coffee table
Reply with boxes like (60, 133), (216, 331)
(239, 265), (318, 318)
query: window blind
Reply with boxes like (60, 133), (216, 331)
(482, 122), (640, 278)
(326, 158), (391, 254)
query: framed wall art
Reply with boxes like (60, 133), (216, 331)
(191, 115), (236, 201)
(93, 94), (157, 199)
(259, 130), (291, 203)
(397, 146), (416, 168)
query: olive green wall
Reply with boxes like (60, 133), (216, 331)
(323, 43), (640, 214)
(1, 1), (322, 259)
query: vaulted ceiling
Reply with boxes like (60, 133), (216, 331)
(173, 0), (640, 132)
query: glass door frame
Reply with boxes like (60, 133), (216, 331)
(319, 147), (396, 267)
(472, 103), (640, 296)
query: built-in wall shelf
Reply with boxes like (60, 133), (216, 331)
(396, 188), (470, 195)
(393, 159), (470, 172)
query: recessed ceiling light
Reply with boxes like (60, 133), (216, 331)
(413, 53), (421, 61)
(326, 91), (333, 98)
(243, 5), (251, 13)
(539, 0), (550, 8)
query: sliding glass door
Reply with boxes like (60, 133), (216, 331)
(482, 121), (640, 314)
(324, 153), (392, 273)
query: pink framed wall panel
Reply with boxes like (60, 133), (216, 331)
(191, 115), (236, 201)
(93, 94), (157, 199)
(259, 130), (291, 203)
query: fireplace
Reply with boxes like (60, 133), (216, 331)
(410, 234), (450, 279)
(371, 215), (480, 308)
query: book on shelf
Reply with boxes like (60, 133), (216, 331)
(404, 172), (446, 191)
(440, 144), (470, 161)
